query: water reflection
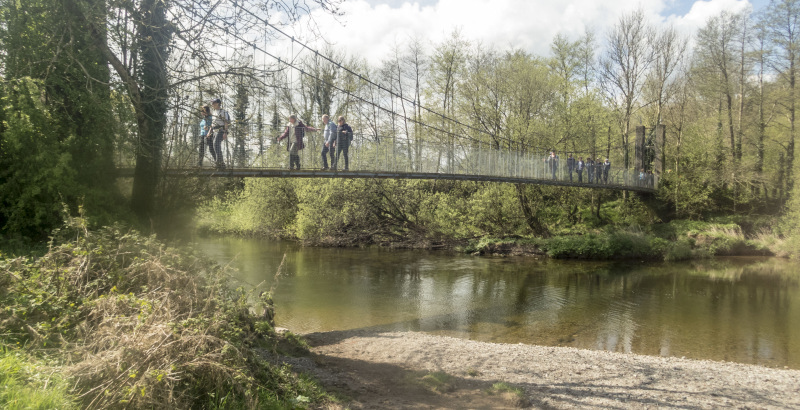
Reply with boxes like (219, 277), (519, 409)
(192, 236), (800, 369)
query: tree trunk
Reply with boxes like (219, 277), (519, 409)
(788, 56), (796, 199)
(131, 0), (171, 219)
(515, 184), (550, 237)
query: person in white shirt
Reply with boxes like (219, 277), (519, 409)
(321, 114), (337, 170)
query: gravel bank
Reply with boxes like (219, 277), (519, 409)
(304, 330), (800, 409)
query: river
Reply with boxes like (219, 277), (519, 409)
(191, 235), (800, 369)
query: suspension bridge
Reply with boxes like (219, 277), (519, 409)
(117, 3), (660, 193)
(118, 130), (658, 192)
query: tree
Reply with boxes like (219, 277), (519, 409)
(234, 82), (250, 167)
(696, 11), (748, 164)
(600, 9), (654, 171)
(0, 0), (118, 237)
(64, 0), (341, 219)
(429, 30), (468, 171)
(764, 0), (800, 200)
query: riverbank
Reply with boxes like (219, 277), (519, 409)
(0, 220), (333, 409)
(197, 216), (785, 261)
(298, 329), (800, 409)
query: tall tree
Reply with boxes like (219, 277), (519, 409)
(600, 9), (654, 171)
(765, 0), (800, 200)
(696, 11), (746, 163)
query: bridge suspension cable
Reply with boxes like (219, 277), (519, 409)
(192, 8), (627, 156)
(227, 1), (637, 155)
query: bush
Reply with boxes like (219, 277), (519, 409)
(0, 216), (331, 409)
(544, 228), (665, 260)
(664, 238), (694, 261)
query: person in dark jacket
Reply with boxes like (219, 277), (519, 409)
(576, 157), (585, 183)
(209, 98), (230, 169)
(602, 158), (611, 184)
(277, 114), (317, 170)
(586, 157), (595, 183)
(332, 116), (353, 171)
(198, 105), (212, 167)
(566, 153), (575, 182)
(596, 158), (603, 182)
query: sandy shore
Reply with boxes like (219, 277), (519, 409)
(295, 329), (800, 409)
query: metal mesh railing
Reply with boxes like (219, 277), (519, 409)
(131, 126), (658, 191)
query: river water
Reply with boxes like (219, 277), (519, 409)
(192, 235), (800, 369)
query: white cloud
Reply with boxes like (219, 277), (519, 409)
(667, 0), (751, 36)
(279, 0), (754, 63)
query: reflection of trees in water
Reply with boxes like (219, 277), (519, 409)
(203, 237), (800, 368)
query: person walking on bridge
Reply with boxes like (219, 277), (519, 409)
(332, 116), (353, 171)
(545, 151), (559, 180)
(602, 158), (611, 184)
(209, 98), (230, 170)
(198, 105), (212, 167)
(586, 157), (595, 183)
(278, 114), (317, 170)
(566, 153), (575, 182)
(576, 157), (585, 183)
(321, 114), (337, 170)
(596, 157), (603, 183)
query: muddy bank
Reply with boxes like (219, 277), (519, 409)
(297, 329), (799, 409)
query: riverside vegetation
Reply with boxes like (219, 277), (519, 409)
(0, 214), (334, 409)
(5, 0), (800, 408)
(196, 178), (787, 261)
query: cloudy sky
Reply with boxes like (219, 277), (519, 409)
(290, 0), (771, 62)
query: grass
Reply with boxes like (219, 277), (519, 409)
(0, 349), (77, 410)
(0, 215), (334, 409)
(468, 219), (781, 261)
(416, 371), (456, 393)
(466, 368), (481, 377)
(488, 382), (528, 407)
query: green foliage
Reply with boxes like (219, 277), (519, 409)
(0, 215), (332, 409)
(544, 228), (667, 260)
(417, 371), (456, 393)
(0, 349), (78, 410)
(489, 381), (525, 397)
(0, 0), (121, 239)
(664, 238), (695, 262)
(0, 79), (78, 237)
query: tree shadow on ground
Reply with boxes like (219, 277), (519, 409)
(300, 328), (792, 409)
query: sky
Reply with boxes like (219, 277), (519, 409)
(287, 0), (774, 62)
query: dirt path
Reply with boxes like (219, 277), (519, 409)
(292, 329), (800, 409)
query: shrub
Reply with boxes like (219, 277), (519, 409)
(0, 216), (330, 409)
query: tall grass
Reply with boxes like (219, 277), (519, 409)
(0, 349), (77, 410)
(0, 216), (331, 409)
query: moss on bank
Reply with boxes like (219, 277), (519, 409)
(0, 217), (333, 409)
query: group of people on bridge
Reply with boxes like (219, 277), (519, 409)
(197, 99), (655, 190)
(544, 151), (612, 184)
(198, 99), (353, 171)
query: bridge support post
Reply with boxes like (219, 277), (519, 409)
(655, 124), (665, 176)
(635, 126), (646, 173)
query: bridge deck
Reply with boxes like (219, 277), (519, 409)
(117, 167), (657, 193)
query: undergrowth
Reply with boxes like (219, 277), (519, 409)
(0, 213), (332, 409)
(469, 220), (776, 261)
(0, 348), (77, 410)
